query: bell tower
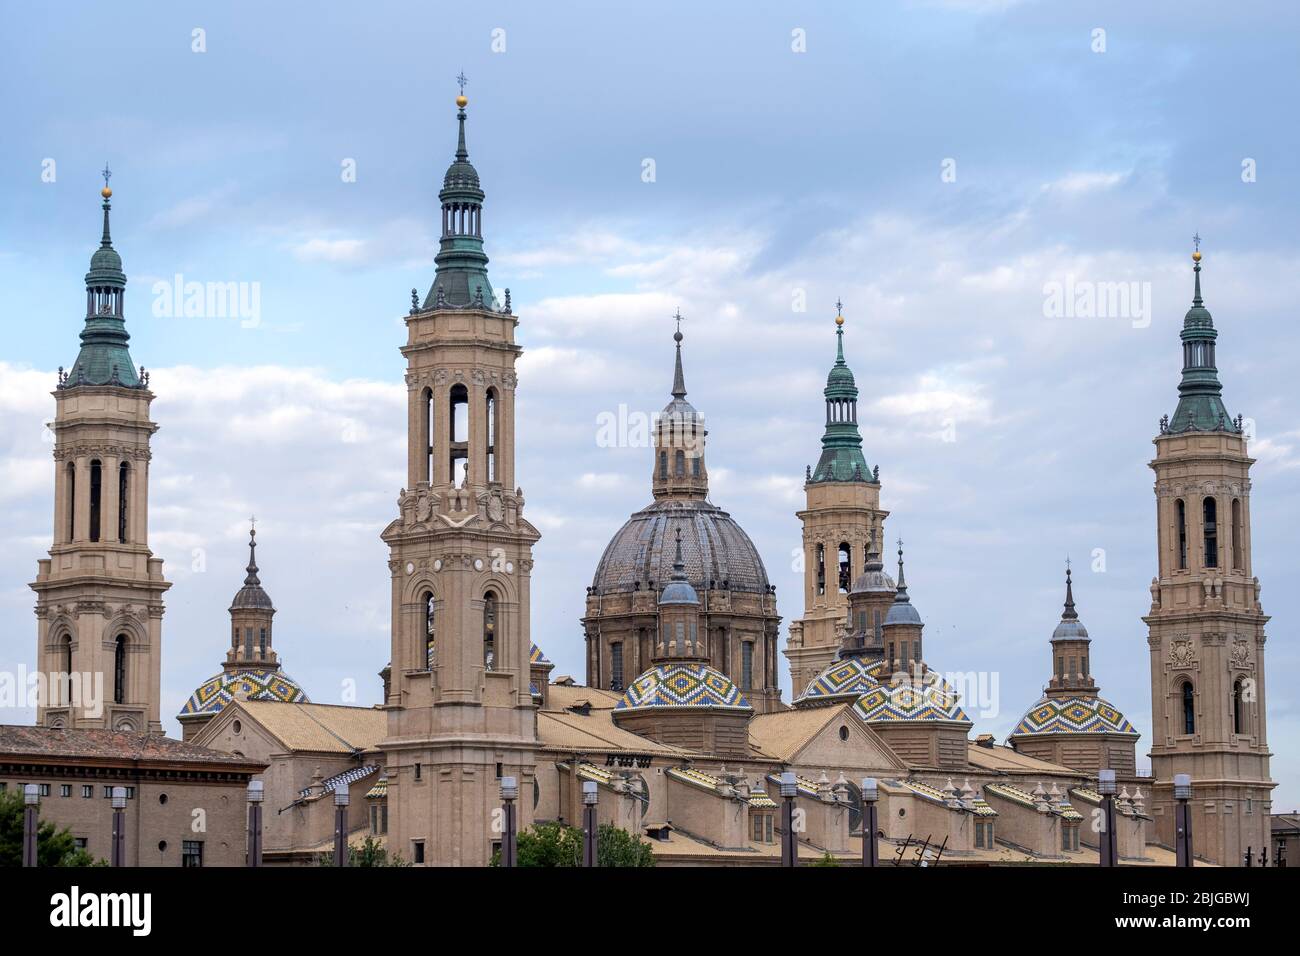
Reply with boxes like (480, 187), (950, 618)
(786, 306), (887, 697)
(32, 174), (170, 734)
(380, 86), (541, 867)
(1144, 243), (1273, 866)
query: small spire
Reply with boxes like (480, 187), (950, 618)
(100, 163), (114, 247)
(1062, 559), (1078, 620)
(896, 538), (907, 591)
(834, 301), (846, 365)
(671, 308), (687, 399)
(244, 520), (261, 586)
(1191, 234), (1204, 307)
(454, 73), (469, 161)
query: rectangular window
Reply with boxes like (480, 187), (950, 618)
(741, 642), (753, 690)
(370, 805), (379, 834)
(610, 642), (624, 692)
(975, 822), (985, 848)
(413, 841), (425, 864)
(753, 814), (763, 842)
(381, 805), (389, 835)
(60, 784), (72, 798)
(38, 783), (51, 797)
(82, 785), (93, 798)
(414, 763), (422, 781)
(765, 815), (773, 843)
(74, 837), (88, 851)
(181, 840), (203, 868)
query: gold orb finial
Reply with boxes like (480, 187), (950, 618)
(835, 313), (845, 326)
(101, 186), (112, 198)
(456, 94), (468, 108)
(1192, 250), (1202, 262)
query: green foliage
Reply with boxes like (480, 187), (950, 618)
(491, 821), (656, 867)
(314, 833), (411, 867)
(0, 788), (107, 867)
(811, 851), (841, 867)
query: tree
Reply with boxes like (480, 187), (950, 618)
(313, 834), (411, 867)
(492, 821), (655, 867)
(0, 788), (105, 867)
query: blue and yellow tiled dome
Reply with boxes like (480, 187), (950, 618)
(795, 656), (885, 707)
(179, 669), (309, 719)
(1010, 696), (1137, 737)
(854, 674), (971, 724)
(615, 662), (751, 713)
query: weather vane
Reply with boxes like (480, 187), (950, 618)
(1192, 232), (1202, 253)
(101, 163), (112, 189)
(457, 71), (468, 95)
(673, 307), (684, 336)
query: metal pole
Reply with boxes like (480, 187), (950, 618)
(779, 771), (798, 868)
(1097, 769), (1117, 868)
(1173, 773), (1193, 868)
(861, 777), (879, 867)
(247, 780), (264, 868)
(333, 786), (350, 867)
(582, 781), (598, 867)
(500, 776), (518, 868)
(22, 784), (40, 868)
(110, 786), (127, 867)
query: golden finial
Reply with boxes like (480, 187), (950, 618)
(456, 94), (468, 108)
(456, 71), (468, 108)
(1192, 232), (1202, 262)
(100, 163), (112, 198)
(835, 297), (845, 326)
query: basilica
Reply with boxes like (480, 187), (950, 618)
(0, 90), (1276, 867)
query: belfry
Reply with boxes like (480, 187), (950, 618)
(32, 174), (171, 734)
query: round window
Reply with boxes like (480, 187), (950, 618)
(232, 719), (242, 735)
(158, 840), (168, 852)
(839, 725), (850, 741)
(158, 793), (168, 805)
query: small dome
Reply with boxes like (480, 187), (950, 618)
(615, 662), (751, 712)
(178, 669), (308, 719)
(794, 656), (885, 707)
(1052, 617), (1089, 641)
(826, 363), (856, 388)
(660, 395), (701, 423)
(854, 674), (970, 724)
(884, 599), (922, 627)
(659, 578), (699, 605)
(1010, 696), (1138, 737)
(851, 565), (895, 594)
(89, 246), (123, 274)
(442, 160), (481, 191)
(230, 583), (274, 611)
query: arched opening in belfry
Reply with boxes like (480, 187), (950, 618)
(838, 542), (852, 592)
(66, 462), (76, 541)
(485, 388), (498, 483)
(1203, 497), (1218, 568)
(1231, 498), (1243, 570)
(1181, 680), (1196, 735)
(448, 384), (469, 486)
(1233, 678), (1245, 735)
(421, 387), (434, 483)
(113, 634), (127, 704)
(89, 459), (102, 542)
(1175, 498), (1188, 570)
(815, 544), (826, 596)
(482, 591), (498, 671)
(423, 590), (435, 669)
(117, 462), (129, 543)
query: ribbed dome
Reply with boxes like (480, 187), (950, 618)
(89, 245), (123, 275)
(615, 662), (750, 712)
(177, 669), (308, 719)
(442, 160), (481, 191)
(591, 498), (770, 595)
(1011, 695), (1138, 737)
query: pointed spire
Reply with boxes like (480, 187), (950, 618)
(671, 308), (687, 399)
(813, 303), (872, 483)
(895, 539), (907, 593)
(1168, 238), (1233, 434)
(100, 163), (115, 248)
(244, 521), (261, 587)
(454, 71), (470, 161)
(1062, 559), (1077, 620)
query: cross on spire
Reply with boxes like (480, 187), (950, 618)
(1192, 232), (1202, 253)
(836, 297), (843, 316)
(456, 71), (468, 95)
(101, 163), (112, 189)
(673, 307), (684, 338)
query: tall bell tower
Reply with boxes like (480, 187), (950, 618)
(1144, 243), (1273, 866)
(786, 306), (887, 696)
(32, 174), (170, 734)
(380, 86), (540, 867)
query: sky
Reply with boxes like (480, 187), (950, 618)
(1, 1), (1297, 810)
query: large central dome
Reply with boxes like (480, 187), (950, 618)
(591, 498), (770, 595)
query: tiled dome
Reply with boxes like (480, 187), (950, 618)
(1010, 696), (1138, 737)
(615, 662), (751, 713)
(794, 656), (885, 707)
(178, 669), (308, 719)
(854, 675), (971, 724)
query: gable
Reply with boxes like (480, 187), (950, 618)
(794, 706), (906, 771)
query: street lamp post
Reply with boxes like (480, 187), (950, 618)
(779, 771), (798, 868)
(500, 776), (519, 868)
(581, 781), (598, 867)
(1097, 769), (1118, 868)
(1173, 773), (1193, 868)
(861, 777), (879, 867)
(110, 786), (127, 867)
(22, 784), (40, 868)
(247, 780), (264, 868)
(333, 786), (350, 867)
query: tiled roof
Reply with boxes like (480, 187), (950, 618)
(853, 676), (971, 724)
(0, 725), (261, 767)
(538, 709), (697, 758)
(985, 782), (1083, 820)
(794, 656), (884, 707)
(365, 777), (387, 800)
(764, 772), (820, 797)
(747, 704), (854, 762)
(1010, 696), (1138, 737)
(178, 668), (308, 718)
(615, 662), (750, 712)
(530, 643), (552, 666)
(299, 764), (378, 799)
(966, 742), (1078, 776)
(231, 701), (386, 754)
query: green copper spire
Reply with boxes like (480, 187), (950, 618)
(1166, 241), (1237, 434)
(424, 80), (495, 310)
(66, 169), (140, 388)
(811, 303), (874, 483)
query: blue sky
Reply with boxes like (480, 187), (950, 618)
(2, 1), (1298, 809)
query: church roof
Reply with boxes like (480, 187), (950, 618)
(0, 724), (262, 767)
(529, 643), (551, 666)
(218, 701), (387, 754)
(614, 662), (751, 713)
(794, 655), (885, 707)
(1010, 695), (1138, 737)
(853, 676), (971, 725)
(178, 669), (308, 719)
